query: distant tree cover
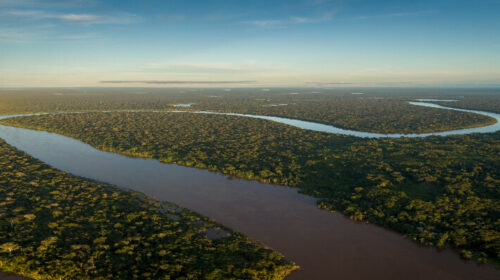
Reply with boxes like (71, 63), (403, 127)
(436, 96), (500, 114)
(0, 88), (496, 134)
(0, 139), (296, 279)
(2, 112), (498, 264)
(207, 98), (496, 134)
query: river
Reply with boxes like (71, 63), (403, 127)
(0, 102), (498, 279)
(191, 101), (500, 138)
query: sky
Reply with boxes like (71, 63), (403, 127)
(0, 0), (499, 87)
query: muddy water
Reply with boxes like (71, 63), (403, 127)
(0, 272), (30, 280)
(0, 123), (498, 279)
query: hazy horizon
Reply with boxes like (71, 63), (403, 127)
(1, 0), (499, 87)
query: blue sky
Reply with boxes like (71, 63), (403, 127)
(0, 0), (499, 87)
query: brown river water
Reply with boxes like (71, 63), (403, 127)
(0, 119), (498, 279)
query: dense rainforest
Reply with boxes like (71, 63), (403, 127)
(206, 98), (495, 134)
(2, 111), (498, 265)
(0, 88), (496, 134)
(435, 96), (500, 114)
(0, 139), (296, 279)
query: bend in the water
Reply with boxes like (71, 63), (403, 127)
(193, 101), (500, 138)
(0, 114), (499, 280)
(1, 101), (498, 138)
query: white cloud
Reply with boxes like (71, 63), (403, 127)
(59, 13), (99, 22)
(56, 33), (97, 40)
(343, 10), (437, 21)
(290, 13), (333, 23)
(241, 19), (285, 28)
(0, 27), (38, 42)
(242, 13), (333, 28)
(100, 80), (257, 85)
(138, 61), (282, 75)
(0, 24), (96, 42)
(0, 24), (56, 42)
(0, 0), (97, 8)
(2, 9), (141, 25)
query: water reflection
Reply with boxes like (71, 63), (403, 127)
(0, 122), (498, 279)
(0, 102), (499, 279)
(196, 101), (500, 138)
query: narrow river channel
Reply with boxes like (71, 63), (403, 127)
(190, 101), (500, 138)
(0, 102), (498, 279)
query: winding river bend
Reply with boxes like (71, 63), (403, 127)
(192, 101), (500, 138)
(0, 102), (499, 279)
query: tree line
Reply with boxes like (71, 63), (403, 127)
(0, 139), (296, 279)
(2, 111), (498, 264)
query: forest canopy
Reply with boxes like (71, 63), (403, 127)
(2, 111), (498, 264)
(0, 139), (296, 279)
(0, 88), (497, 134)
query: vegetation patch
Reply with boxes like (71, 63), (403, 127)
(0, 140), (296, 279)
(2, 111), (498, 265)
(436, 96), (500, 114)
(0, 89), (495, 134)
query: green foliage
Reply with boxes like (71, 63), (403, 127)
(2, 111), (498, 265)
(1, 88), (499, 267)
(0, 140), (296, 279)
(0, 88), (495, 133)
(216, 97), (495, 134)
(436, 96), (500, 114)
